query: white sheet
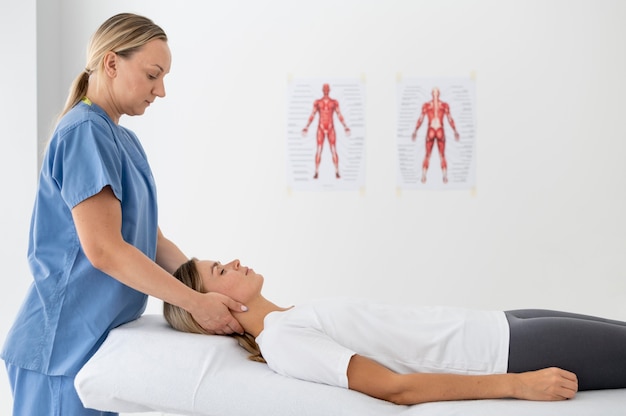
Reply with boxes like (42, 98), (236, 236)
(75, 315), (626, 416)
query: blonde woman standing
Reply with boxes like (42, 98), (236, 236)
(1, 13), (246, 415)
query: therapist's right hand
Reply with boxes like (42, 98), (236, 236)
(191, 292), (247, 335)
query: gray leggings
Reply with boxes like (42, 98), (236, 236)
(505, 309), (626, 391)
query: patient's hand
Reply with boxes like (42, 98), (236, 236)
(514, 367), (578, 401)
(191, 292), (247, 335)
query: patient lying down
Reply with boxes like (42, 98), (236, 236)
(163, 258), (626, 405)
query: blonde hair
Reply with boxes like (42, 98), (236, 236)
(164, 258), (266, 363)
(60, 13), (168, 118)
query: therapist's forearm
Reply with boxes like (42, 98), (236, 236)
(72, 186), (203, 313)
(155, 227), (188, 274)
(95, 241), (203, 312)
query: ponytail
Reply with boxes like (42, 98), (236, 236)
(59, 69), (91, 119)
(233, 333), (266, 363)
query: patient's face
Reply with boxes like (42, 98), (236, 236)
(195, 259), (264, 303)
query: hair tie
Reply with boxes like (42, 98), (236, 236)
(84, 68), (92, 76)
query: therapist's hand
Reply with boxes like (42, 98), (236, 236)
(192, 292), (247, 335)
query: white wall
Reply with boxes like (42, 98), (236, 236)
(2, 1), (625, 414)
(0, 0), (38, 414)
(36, 0), (62, 166)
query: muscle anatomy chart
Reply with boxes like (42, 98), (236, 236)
(287, 78), (366, 191)
(397, 77), (476, 190)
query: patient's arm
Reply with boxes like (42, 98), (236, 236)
(346, 355), (578, 405)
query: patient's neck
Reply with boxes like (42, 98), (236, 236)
(233, 295), (289, 338)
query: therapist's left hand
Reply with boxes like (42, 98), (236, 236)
(191, 292), (247, 335)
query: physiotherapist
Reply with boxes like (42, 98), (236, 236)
(1, 13), (247, 416)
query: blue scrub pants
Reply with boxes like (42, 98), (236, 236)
(6, 363), (117, 416)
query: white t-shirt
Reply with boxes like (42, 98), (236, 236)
(256, 298), (510, 388)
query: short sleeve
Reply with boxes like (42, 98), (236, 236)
(51, 119), (123, 209)
(258, 325), (355, 389)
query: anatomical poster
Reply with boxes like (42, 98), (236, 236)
(286, 78), (366, 191)
(396, 76), (477, 190)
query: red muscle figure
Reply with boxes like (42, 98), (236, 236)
(411, 87), (460, 184)
(302, 83), (350, 179)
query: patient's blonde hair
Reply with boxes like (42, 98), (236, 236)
(164, 258), (266, 363)
(60, 13), (168, 118)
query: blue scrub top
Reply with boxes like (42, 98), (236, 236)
(1, 101), (158, 376)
